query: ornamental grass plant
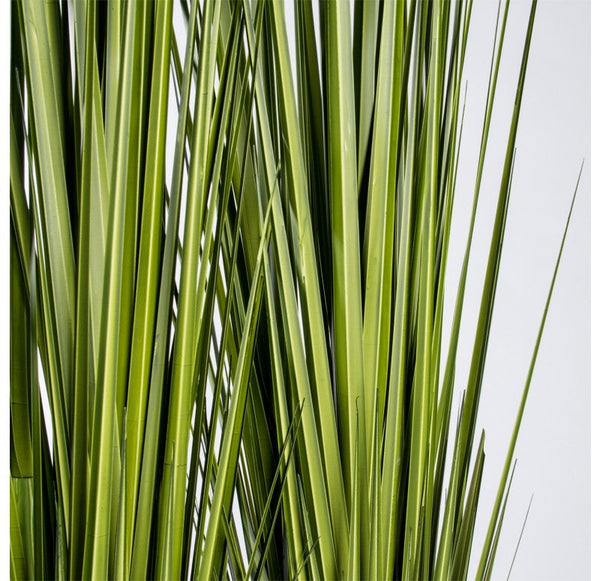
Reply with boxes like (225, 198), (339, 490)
(9, 0), (583, 579)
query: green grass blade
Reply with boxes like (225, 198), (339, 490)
(129, 1), (200, 576)
(196, 211), (271, 580)
(124, 0), (173, 571)
(456, 0), (537, 520)
(482, 461), (517, 581)
(323, 3), (366, 560)
(155, 0), (223, 576)
(362, 0), (404, 448)
(476, 160), (582, 578)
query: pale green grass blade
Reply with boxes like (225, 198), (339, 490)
(296, 477), (321, 580)
(368, 397), (381, 580)
(104, 0), (122, 174)
(9, 114), (31, 286)
(113, 0), (152, 438)
(27, 216), (47, 580)
(112, 413), (127, 581)
(322, 4), (366, 566)
(158, 444), (176, 581)
(433, 395), (465, 581)
(19, 82), (72, 556)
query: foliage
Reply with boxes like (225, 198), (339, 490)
(9, 0), (579, 579)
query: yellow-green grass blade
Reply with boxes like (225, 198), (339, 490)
(264, 191), (342, 576)
(123, 0), (173, 572)
(27, 217), (47, 580)
(323, 3), (368, 569)
(402, 1), (443, 577)
(368, 396), (382, 580)
(129, 1), (200, 576)
(104, 0), (122, 176)
(80, 0), (150, 574)
(323, 0), (366, 511)
(154, 0), (222, 576)
(346, 405), (361, 581)
(362, 0), (404, 455)
(112, 412), (128, 581)
(10, 114), (31, 288)
(380, 5), (420, 576)
(158, 444), (176, 581)
(476, 162), (582, 579)
(113, 0), (153, 439)
(70, 0), (110, 376)
(296, 477), (321, 580)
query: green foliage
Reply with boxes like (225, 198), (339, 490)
(9, 0), (579, 579)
